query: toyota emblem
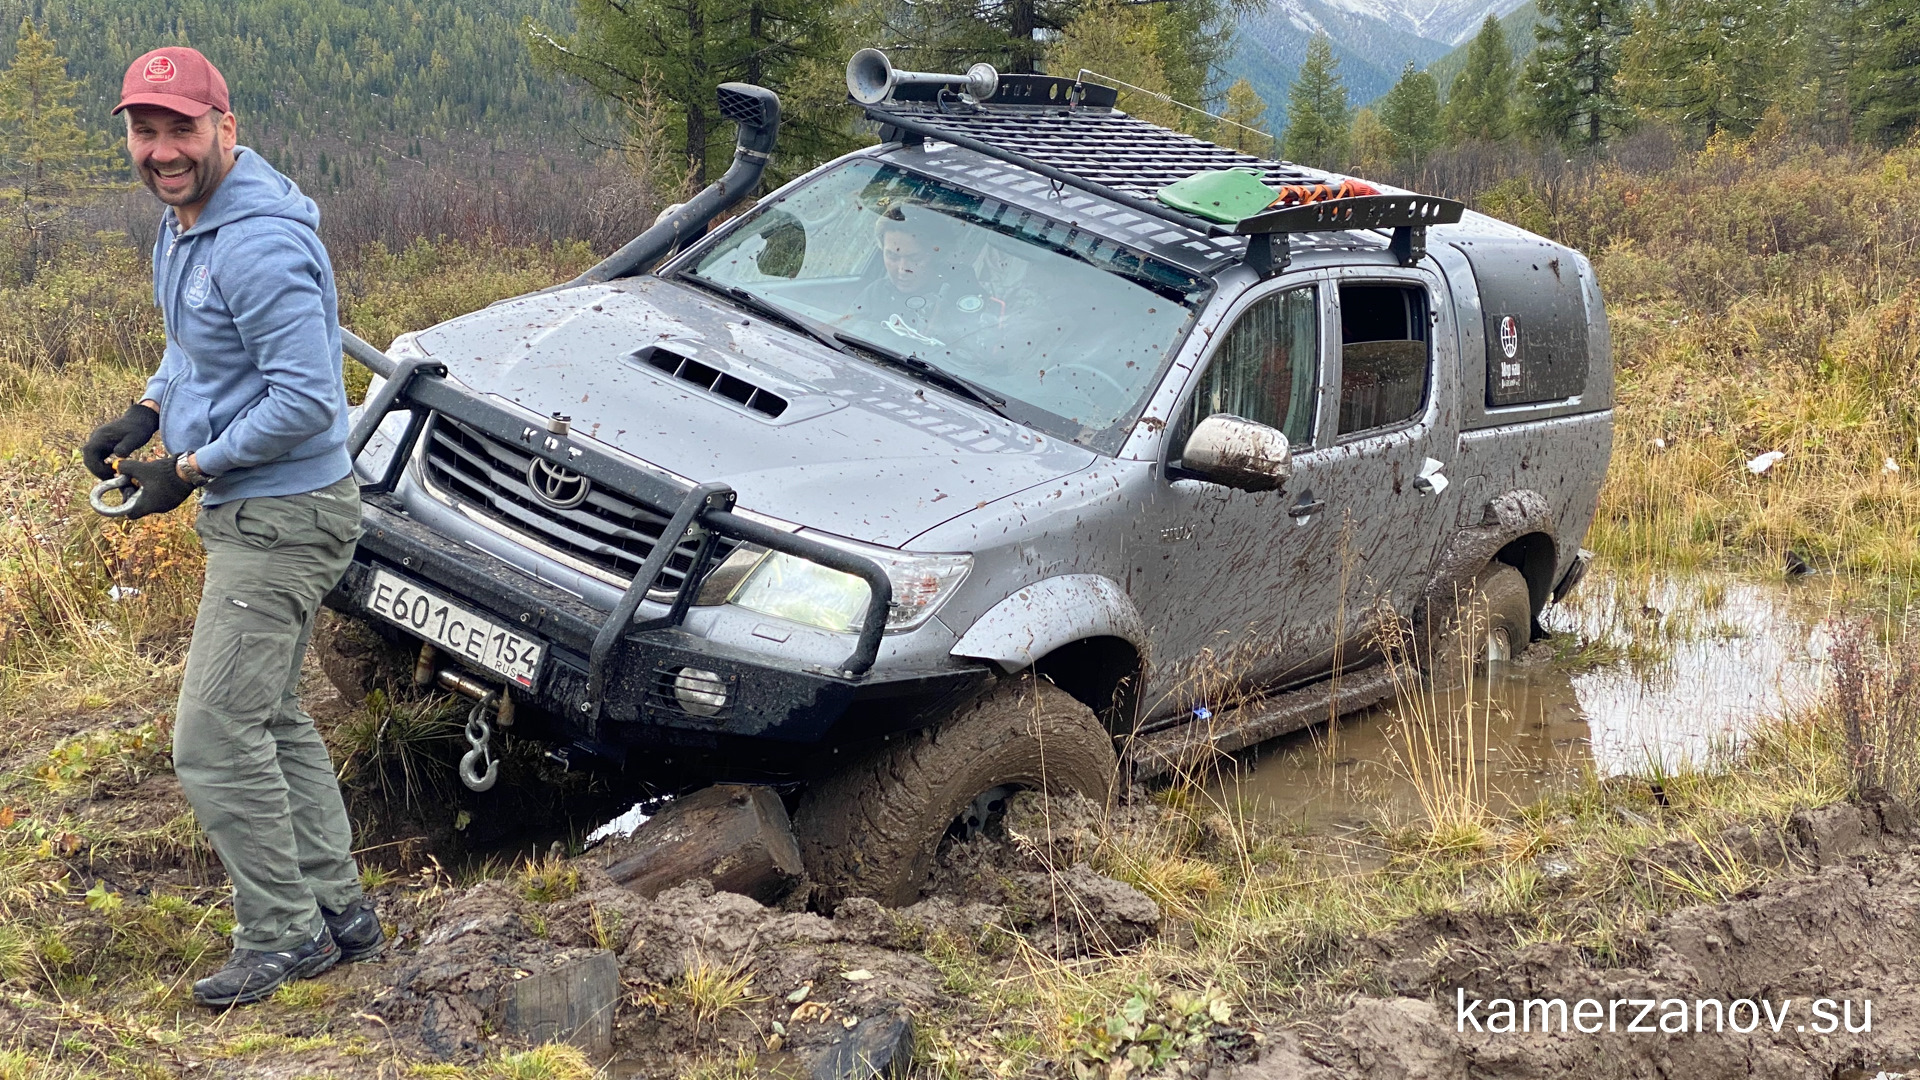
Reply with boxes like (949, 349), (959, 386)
(526, 458), (591, 510)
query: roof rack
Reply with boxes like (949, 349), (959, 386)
(850, 57), (1465, 273)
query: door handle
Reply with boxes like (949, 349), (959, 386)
(1413, 457), (1449, 496)
(1287, 498), (1326, 518)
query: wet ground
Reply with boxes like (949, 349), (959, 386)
(1214, 569), (1852, 830)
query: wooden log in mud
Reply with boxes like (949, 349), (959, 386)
(590, 784), (804, 903)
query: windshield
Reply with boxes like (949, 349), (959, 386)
(685, 159), (1210, 445)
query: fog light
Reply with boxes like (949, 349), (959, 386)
(672, 667), (730, 717)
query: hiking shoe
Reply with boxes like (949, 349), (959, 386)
(322, 897), (387, 963)
(192, 929), (339, 1007)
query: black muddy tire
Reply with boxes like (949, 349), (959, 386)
(1426, 562), (1533, 683)
(315, 610), (421, 707)
(793, 674), (1119, 908)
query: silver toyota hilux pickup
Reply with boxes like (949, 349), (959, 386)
(326, 55), (1610, 904)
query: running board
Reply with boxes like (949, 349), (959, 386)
(1124, 662), (1399, 780)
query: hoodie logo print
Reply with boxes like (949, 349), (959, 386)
(144, 56), (176, 83)
(186, 265), (211, 308)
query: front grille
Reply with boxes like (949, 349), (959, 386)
(421, 415), (734, 596)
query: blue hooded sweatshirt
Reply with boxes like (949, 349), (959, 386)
(143, 146), (350, 506)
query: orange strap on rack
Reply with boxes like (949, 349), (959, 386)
(1268, 178), (1381, 207)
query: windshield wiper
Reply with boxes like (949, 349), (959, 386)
(676, 273), (1011, 418)
(675, 273), (849, 356)
(832, 332), (1010, 416)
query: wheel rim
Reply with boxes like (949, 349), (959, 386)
(951, 784), (1020, 842)
(1485, 625), (1514, 665)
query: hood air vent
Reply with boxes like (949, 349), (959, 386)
(636, 345), (789, 419)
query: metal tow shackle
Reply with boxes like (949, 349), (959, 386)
(89, 475), (144, 518)
(459, 690), (501, 792)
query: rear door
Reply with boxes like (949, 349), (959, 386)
(1300, 266), (1463, 660)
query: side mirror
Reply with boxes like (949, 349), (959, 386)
(1180, 414), (1292, 492)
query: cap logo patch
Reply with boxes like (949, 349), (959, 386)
(143, 56), (176, 83)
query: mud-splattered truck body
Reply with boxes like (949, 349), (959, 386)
(324, 65), (1609, 896)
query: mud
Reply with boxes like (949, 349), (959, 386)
(1232, 798), (1920, 1079)
(373, 791), (1164, 1074)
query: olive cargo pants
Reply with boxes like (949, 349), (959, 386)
(172, 475), (366, 952)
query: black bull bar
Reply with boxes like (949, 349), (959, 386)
(340, 330), (893, 705)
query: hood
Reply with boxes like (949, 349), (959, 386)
(176, 146), (319, 237)
(411, 277), (1098, 547)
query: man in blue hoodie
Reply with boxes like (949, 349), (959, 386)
(81, 47), (385, 1007)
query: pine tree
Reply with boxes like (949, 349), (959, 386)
(1851, 0), (1920, 146)
(1443, 15), (1514, 142)
(0, 19), (110, 282)
(1619, 0), (1801, 141)
(1521, 0), (1631, 146)
(528, 0), (849, 187)
(1379, 61), (1440, 167)
(1220, 77), (1272, 155)
(1284, 34), (1350, 168)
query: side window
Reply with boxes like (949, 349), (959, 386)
(1337, 284), (1431, 437)
(1173, 285), (1318, 454)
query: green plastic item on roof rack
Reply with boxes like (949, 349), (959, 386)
(1157, 167), (1277, 224)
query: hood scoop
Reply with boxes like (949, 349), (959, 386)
(633, 345), (789, 419)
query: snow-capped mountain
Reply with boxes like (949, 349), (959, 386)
(1318, 0), (1531, 47)
(1222, 0), (1531, 133)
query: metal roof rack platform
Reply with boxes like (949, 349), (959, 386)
(848, 54), (1465, 273)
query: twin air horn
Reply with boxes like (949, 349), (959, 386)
(845, 48), (999, 105)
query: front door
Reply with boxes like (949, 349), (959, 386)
(1134, 276), (1340, 717)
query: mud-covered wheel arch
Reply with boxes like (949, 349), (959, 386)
(792, 673), (1119, 908)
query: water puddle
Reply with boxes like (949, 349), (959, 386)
(1210, 569), (1850, 830)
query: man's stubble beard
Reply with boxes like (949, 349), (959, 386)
(139, 146), (227, 210)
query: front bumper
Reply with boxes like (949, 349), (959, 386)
(326, 495), (990, 777)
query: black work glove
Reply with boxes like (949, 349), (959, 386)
(116, 455), (197, 520)
(83, 401), (160, 480)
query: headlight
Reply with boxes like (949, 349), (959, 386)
(726, 539), (970, 634)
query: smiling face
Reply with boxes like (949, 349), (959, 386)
(124, 105), (237, 228)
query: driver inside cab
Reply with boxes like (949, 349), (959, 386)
(843, 204), (1046, 373)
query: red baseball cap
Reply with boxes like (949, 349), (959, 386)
(113, 48), (230, 118)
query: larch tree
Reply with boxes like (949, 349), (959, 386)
(1443, 15), (1514, 142)
(1346, 106), (1397, 175)
(0, 19), (110, 282)
(1379, 61), (1440, 167)
(1521, 0), (1632, 146)
(1220, 77), (1272, 154)
(1049, 0), (1186, 130)
(1284, 34), (1350, 168)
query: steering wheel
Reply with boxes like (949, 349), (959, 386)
(1049, 362), (1133, 413)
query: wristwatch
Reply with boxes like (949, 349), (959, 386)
(176, 454), (213, 488)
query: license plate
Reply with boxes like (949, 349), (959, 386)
(364, 569), (543, 689)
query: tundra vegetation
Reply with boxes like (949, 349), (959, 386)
(0, 8), (1917, 1080)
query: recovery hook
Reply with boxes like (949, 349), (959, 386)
(459, 690), (501, 792)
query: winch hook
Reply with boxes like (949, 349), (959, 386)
(458, 690), (501, 792)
